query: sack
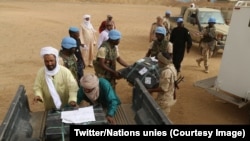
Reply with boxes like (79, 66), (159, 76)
(119, 57), (160, 89)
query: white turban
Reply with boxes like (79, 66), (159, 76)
(40, 46), (60, 76)
(82, 14), (96, 31)
(80, 74), (100, 102)
(83, 14), (91, 19)
(40, 46), (58, 58)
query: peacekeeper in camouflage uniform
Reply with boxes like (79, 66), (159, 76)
(69, 26), (85, 81)
(163, 10), (172, 40)
(196, 17), (216, 73)
(59, 36), (79, 86)
(147, 52), (177, 116)
(146, 26), (173, 59)
(93, 29), (129, 90)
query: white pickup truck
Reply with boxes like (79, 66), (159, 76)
(170, 6), (229, 54)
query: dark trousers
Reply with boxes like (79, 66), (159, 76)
(173, 51), (185, 73)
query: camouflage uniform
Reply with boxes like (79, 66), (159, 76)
(196, 25), (216, 72)
(156, 64), (177, 116)
(59, 51), (79, 84)
(149, 40), (172, 58)
(93, 41), (117, 89)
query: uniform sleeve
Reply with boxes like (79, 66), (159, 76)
(148, 41), (154, 50)
(169, 28), (175, 43)
(186, 29), (192, 49)
(160, 69), (171, 92)
(167, 42), (173, 54)
(116, 46), (120, 58)
(96, 47), (106, 59)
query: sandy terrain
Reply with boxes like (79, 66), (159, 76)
(0, 0), (249, 124)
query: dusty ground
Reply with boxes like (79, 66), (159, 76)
(0, 0), (249, 124)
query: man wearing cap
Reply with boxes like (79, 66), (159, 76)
(146, 26), (173, 59)
(80, 14), (97, 67)
(99, 15), (116, 33)
(170, 17), (192, 77)
(33, 46), (78, 111)
(147, 52), (177, 116)
(196, 17), (216, 73)
(93, 29), (129, 90)
(69, 26), (85, 81)
(77, 73), (121, 125)
(163, 10), (172, 40)
(59, 36), (79, 85)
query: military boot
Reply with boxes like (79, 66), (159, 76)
(196, 59), (201, 67)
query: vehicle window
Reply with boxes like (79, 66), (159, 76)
(198, 11), (225, 24)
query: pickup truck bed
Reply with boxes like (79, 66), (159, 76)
(0, 79), (171, 141)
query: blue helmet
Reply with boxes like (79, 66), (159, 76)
(155, 26), (167, 36)
(108, 29), (121, 40)
(69, 26), (79, 32)
(61, 37), (77, 49)
(176, 17), (183, 23)
(165, 10), (171, 15)
(208, 17), (216, 23)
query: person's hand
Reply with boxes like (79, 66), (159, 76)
(69, 101), (77, 107)
(106, 116), (116, 125)
(79, 100), (90, 107)
(33, 96), (43, 104)
(114, 71), (122, 79)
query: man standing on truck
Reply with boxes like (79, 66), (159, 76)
(33, 46), (78, 111)
(170, 18), (192, 77)
(196, 17), (216, 73)
(147, 52), (177, 116)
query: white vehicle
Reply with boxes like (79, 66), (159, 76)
(194, 0), (250, 108)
